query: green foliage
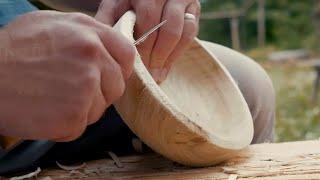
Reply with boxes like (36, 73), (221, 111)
(268, 66), (320, 142)
(200, 0), (315, 50)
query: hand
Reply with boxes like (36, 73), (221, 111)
(0, 11), (135, 141)
(96, 0), (200, 83)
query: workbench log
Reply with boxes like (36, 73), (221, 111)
(35, 140), (320, 179)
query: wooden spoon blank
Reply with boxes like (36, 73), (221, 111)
(113, 11), (253, 166)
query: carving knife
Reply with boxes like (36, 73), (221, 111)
(134, 20), (167, 45)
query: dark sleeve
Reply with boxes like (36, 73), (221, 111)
(37, 0), (101, 12)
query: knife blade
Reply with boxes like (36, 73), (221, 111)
(133, 20), (167, 46)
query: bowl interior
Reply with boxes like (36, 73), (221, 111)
(160, 41), (253, 149)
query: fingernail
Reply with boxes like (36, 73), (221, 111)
(150, 69), (162, 82)
(160, 69), (169, 83)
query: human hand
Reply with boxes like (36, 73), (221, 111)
(96, 0), (200, 83)
(0, 11), (135, 141)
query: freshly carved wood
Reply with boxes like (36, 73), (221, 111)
(112, 11), (253, 166)
(36, 141), (320, 179)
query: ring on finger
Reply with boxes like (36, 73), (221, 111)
(184, 13), (196, 20)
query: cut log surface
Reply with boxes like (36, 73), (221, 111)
(34, 140), (320, 179)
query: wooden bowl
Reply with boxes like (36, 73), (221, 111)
(114, 11), (253, 167)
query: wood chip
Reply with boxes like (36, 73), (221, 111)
(56, 161), (86, 171)
(40, 176), (52, 180)
(222, 167), (238, 173)
(9, 167), (41, 180)
(108, 151), (124, 168)
(132, 138), (144, 153)
(228, 174), (238, 180)
(69, 170), (88, 178)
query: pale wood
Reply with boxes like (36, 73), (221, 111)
(32, 140), (320, 179)
(112, 11), (253, 167)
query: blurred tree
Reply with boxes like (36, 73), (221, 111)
(308, 0), (320, 51)
(199, 0), (314, 50)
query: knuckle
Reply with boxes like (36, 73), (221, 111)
(77, 36), (101, 58)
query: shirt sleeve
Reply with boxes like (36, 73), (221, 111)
(0, 0), (37, 27)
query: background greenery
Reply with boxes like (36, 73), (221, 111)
(200, 0), (316, 50)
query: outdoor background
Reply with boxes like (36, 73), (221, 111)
(199, 0), (320, 142)
(32, 0), (320, 143)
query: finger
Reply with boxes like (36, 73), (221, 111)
(149, 0), (190, 83)
(88, 26), (135, 123)
(87, 86), (107, 125)
(83, 32), (130, 125)
(133, 0), (166, 67)
(100, 54), (126, 107)
(97, 25), (136, 79)
(95, 0), (131, 25)
(73, 20), (136, 79)
(161, 2), (200, 82)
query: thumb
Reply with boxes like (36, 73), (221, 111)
(95, 0), (131, 26)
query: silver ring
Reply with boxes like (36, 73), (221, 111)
(184, 13), (196, 20)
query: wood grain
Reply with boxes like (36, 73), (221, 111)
(31, 140), (320, 179)
(112, 11), (253, 166)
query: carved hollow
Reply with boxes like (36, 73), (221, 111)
(113, 11), (253, 167)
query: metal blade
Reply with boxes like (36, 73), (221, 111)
(134, 20), (167, 46)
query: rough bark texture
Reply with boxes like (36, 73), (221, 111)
(27, 140), (320, 179)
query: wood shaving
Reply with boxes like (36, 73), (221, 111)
(132, 138), (144, 153)
(9, 167), (41, 180)
(228, 174), (238, 180)
(68, 170), (88, 179)
(40, 177), (52, 180)
(83, 167), (101, 175)
(222, 167), (238, 173)
(56, 161), (86, 171)
(108, 151), (123, 168)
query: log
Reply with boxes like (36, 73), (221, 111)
(268, 49), (310, 62)
(33, 140), (320, 179)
